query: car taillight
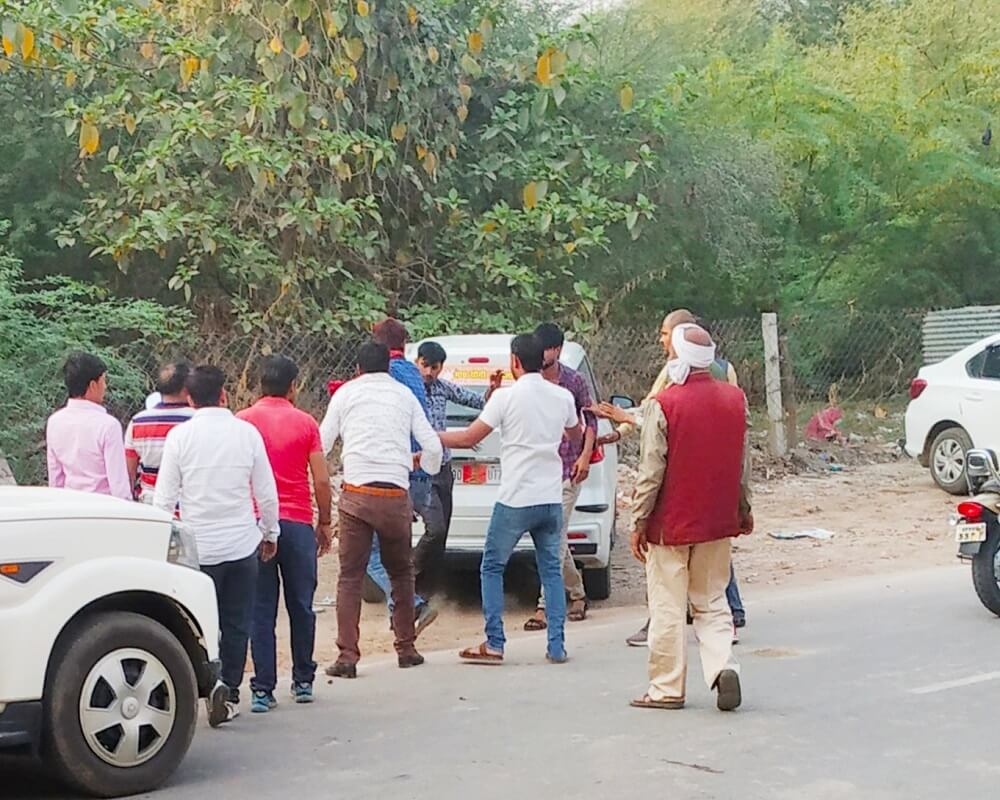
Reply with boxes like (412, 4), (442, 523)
(958, 501), (985, 522)
(909, 378), (927, 400)
(589, 445), (605, 464)
(468, 357), (489, 364)
(567, 532), (588, 540)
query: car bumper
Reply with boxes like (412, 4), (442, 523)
(432, 517), (611, 568)
(0, 701), (42, 753)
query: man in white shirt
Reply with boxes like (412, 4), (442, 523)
(441, 334), (582, 664)
(154, 365), (280, 727)
(319, 342), (443, 678)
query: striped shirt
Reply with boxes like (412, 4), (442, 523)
(124, 402), (195, 503)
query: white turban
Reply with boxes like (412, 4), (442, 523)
(666, 323), (716, 385)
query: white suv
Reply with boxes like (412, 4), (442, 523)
(407, 334), (623, 599)
(0, 487), (220, 798)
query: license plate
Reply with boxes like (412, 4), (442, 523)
(453, 463), (501, 485)
(955, 522), (987, 544)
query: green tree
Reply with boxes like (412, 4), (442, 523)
(6, 0), (656, 334)
(0, 220), (186, 483)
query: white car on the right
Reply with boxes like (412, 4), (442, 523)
(905, 333), (1000, 494)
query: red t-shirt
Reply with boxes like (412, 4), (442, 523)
(237, 397), (322, 525)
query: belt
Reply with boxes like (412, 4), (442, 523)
(343, 483), (408, 498)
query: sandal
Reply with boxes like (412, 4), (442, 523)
(524, 609), (547, 631)
(568, 598), (589, 622)
(459, 642), (504, 663)
(630, 694), (685, 710)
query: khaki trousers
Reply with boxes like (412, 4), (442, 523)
(537, 480), (587, 609)
(646, 538), (739, 702)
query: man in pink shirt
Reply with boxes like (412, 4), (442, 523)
(238, 355), (333, 711)
(46, 352), (131, 500)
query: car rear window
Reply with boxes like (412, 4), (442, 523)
(447, 385), (487, 425)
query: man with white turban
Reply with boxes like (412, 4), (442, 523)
(628, 324), (752, 712)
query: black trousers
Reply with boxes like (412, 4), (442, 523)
(202, 552), (259, 701)
(413, 466), (455, 597)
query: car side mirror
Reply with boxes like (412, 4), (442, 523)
(610, 394), (635, 410)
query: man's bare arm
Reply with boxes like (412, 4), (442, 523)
(440, 420), (494, 450)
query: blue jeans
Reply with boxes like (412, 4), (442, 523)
(250, 521), (318, 693)
(367, 475), (431, 613)
(726, 563), (745, 624)
(481, 502), (565, 658)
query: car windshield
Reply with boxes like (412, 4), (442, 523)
(446, 384), (487, 426)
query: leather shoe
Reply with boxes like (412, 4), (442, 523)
(398, 652), (425, 669)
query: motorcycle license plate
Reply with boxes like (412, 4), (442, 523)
(955, 523), (987, 544)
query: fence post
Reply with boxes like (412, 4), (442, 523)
(761, 312), (787, 457)
(778, 333), (798, 449)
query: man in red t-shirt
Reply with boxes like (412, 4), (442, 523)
(238, 355), (333, 711)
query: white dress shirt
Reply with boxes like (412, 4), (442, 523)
(478, 373), (579, 507)
(153, 407), (280, 566)
(319, 373), (442, 489)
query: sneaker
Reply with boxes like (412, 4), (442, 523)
(415, 603), (440, 638)
(292, 682), (314, 704)
(251, 691), (276, 714)
(715, 669), (742, 712)
(546, 651), (569, 664)
(732, 624), (740, 646)
(207, 682), (232, 728)
(625, 620), (649, 648)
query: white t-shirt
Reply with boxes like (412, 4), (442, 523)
(478, 373), (579, 508)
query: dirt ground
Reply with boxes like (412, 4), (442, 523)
(272, 457), (960, 671)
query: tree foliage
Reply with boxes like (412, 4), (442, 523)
(5, 0), (657, 334)
(0, 220), (186, 483)
(0, 0), (997, 332)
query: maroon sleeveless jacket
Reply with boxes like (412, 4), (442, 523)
(645, 372), (747, 546)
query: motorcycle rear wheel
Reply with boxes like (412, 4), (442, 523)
(971, 527), (1000, 617)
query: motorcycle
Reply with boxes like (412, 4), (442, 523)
(952, 448), (1000, 615)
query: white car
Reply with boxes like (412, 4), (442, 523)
(905, 333), (1000, 494)
(0, 487), (220, 798)
(406, 334), (628, 600)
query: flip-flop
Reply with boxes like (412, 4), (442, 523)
(567, 599), (589, 622)
(459, 642), (504, 663)
(524, 612), (547, 631)
(630, 694), (685, 710)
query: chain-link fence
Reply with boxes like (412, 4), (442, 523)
(12, 309), (928, 484)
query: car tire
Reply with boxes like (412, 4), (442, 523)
(971, 525), (1000, 617)
(583, 564), (612, 601)
(44, 611), (198, 799)
(929, 427), (973, 495)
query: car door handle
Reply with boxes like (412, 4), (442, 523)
(965, 393), (985, 402)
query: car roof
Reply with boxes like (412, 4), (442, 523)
(406, 334), (585, 370)
(0, 487), (172, 524)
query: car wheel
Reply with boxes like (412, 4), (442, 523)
(930, 427), (973, 495)
(44, 611), (198, 799)
(583, 564), (612, 601)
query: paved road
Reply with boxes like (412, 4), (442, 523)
(7, 564), (1000, 799)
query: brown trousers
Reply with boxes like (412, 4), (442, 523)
(336, 489), (417, 664)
